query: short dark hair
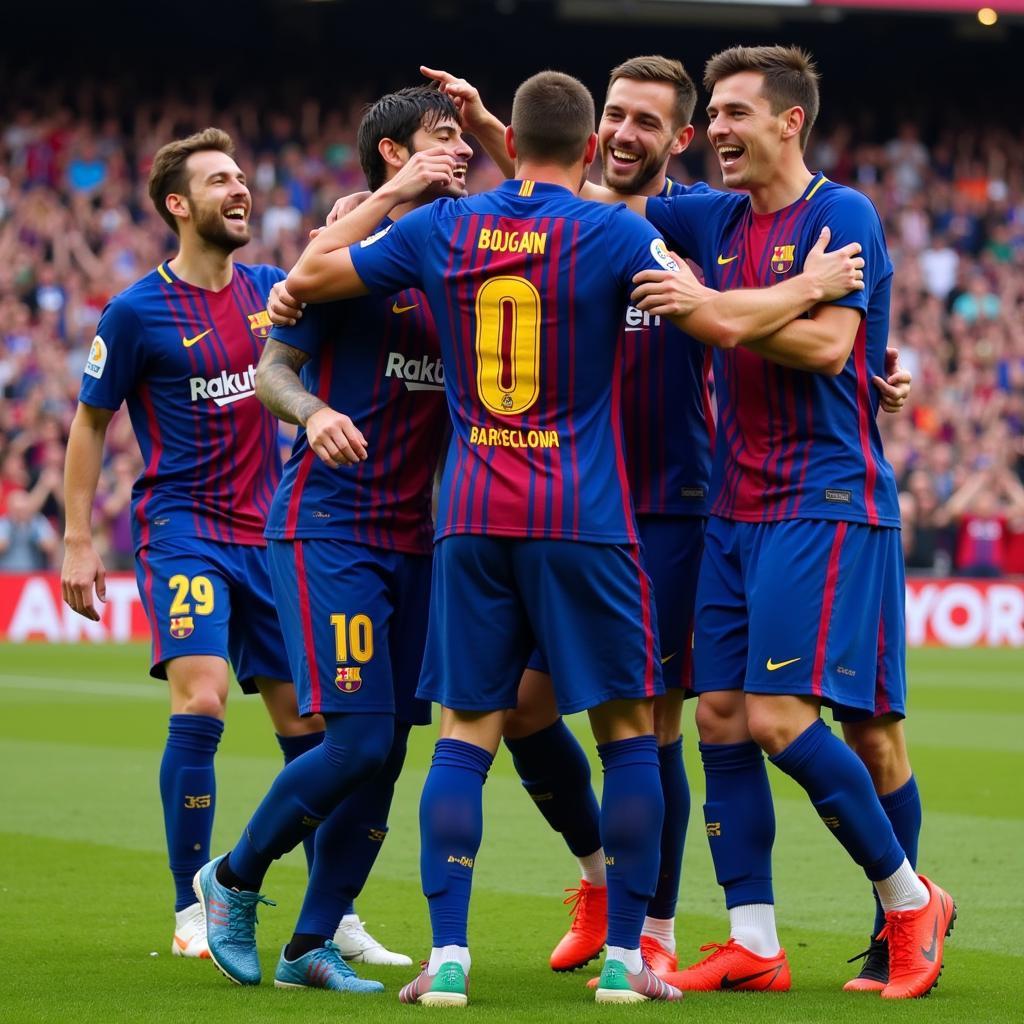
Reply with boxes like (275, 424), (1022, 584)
(148, 127), (236, 234)
(358, 86), (461, 192)
(704, 45), (820, 150)
(511, 71), (595, 167)
(607, 55), (698, 128)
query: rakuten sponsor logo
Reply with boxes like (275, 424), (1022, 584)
(189, 364), (257, 406)
(385, 352), (445, 392)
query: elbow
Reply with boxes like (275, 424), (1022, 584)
(285, 268), (320, 305)
(821, 344), (854, 376)
(254, 362), (273, 406)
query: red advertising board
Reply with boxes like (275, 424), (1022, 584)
(0, 573), (1021, 647)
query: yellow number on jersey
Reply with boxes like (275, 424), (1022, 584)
(330, 613), (374, 663)
(168, 574), (215, 616)
(475, 275), (541, 416)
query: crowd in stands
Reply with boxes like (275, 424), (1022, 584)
(0, 82), (1022, 575)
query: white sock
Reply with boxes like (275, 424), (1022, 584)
(578, 849), (606, 886)
(641, 915), (676, 952)
(729, 904), (780, 957)
(606, 945), (643, 974)
(874, 860), (928, 913)
(427, 945), (470, 975)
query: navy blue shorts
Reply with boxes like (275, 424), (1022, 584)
(419, 536), (662, 715)
(693, 517), (906, 721)
(267, 538), (432, 724)
(526, 515), (704, 692)
(135, 537), (290, 690)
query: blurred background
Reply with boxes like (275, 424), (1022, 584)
(1, 0), (1022, 644)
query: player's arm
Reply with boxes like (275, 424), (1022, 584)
(581, 181), (647, 213)
(743, 304), (863, 376)
(288, 148), (457, 303)
(255, 339), (367, 466)
(61, 402), (114, 621)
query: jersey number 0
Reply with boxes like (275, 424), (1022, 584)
(475, 276), (541, 416)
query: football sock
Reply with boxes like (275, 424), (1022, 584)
(641, 915), (676, 952)
(284, 933), (329, 961)
(224, 712), (394, 891)
(504, 718), (602, 858)
(276, 730), (325, 874)
(729, 903), (781, 957)
(872, 775), (921, 935)
(598, 736), (664, 950)
(874, 858), (928, 913)
(769, 719), (906, 882)
(160, 713), (223, 912)
(420, 738), (493, 948)
(428, 944), (471, 975)
(647, 737), (689, 921)
(700, 740), (775, 908)
(292, 721), (412, 937)
(606, 945), (643, 974)
(578, 849), (607, 886)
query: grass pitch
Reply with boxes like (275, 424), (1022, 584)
(1, 643), (1020, 1023)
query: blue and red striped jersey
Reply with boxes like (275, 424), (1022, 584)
(646, 172), (899, 528)
(79, 261), (284, 551)
(349, 179), (679, 544)
(263, 275), (448, 555)
(622, 178), (713, 516)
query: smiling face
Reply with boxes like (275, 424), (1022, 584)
(598, 78), (689, 195)
(180, 149), (252, 252)
(407, 115), (474, 198)
(706, 70), (805, 192)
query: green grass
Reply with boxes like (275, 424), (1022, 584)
(1, 644), (1021, 1022)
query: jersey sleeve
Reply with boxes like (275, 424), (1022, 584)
(604, 206), (681, 290)
(348, 208), (431, 295)
(268, 302), (328, 357)
(815, 190), (893, 315)
(78, 297), (146, 410)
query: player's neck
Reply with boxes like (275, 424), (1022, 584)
(603, 171), (669, 199)
(168, 239), (235, 291)
(747, 159), (813, 215)
(515, 160), (584, 194)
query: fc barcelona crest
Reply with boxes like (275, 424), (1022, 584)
(170, 616), (195, 639)
(336, 666), (363, 693)
(770, 244), (796, 274)
(247, 310), (273, 339)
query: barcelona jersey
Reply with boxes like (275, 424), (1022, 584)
(79, 261), (285, 551)
(349, 179), (679, 544)
(264, 245), (449, 555)
(622, 178), (713, 516)
(646, 172), (899, 527)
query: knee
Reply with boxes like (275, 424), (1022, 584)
(694, 691), (747, 745)
(745, 705), (799, 756)
(844, 721), (909, 791)
(323, 715), (395, 777)
(177, 688), (227, 720)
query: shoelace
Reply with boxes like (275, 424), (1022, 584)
(877, 917), (915, 976)
(847, 938), (886, 965)
(687, 941), (731, 969)
(563, 887), (591, 929)
(225, 889), (276, 945)
(339, 917), (381, 949)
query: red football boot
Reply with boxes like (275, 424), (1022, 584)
(549, 881), (607, 972)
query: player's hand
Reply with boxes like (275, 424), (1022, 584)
(630, 256), (709, 316)
(873, 346), (912, 413)
(61, 539), (107, 622)
(267, 280), (304, 326)
(324, 191), (372, 227)
(420, 66), (490, 132)
(803, 226), (864, 301)
(382, 147), (458, 204)
(305, 407), (368, 467)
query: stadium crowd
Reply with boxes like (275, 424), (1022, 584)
(0, 83), (1022, 575)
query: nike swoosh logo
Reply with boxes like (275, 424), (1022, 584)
(661, 652), (677, 665)
(920, 919), (938, 963)
(173, 935), (188, 951)
(720, 965), (785, 990)
(182, 329), (213, 348)
(766, 657), (801, 671)
(392, 302), (419, 314)
(717, 254), (739, 265)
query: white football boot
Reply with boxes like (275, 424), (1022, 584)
(172, 901), (210, 958)
(332, 914), (412, 966)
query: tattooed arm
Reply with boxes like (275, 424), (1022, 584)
(256, 339), (367, 466)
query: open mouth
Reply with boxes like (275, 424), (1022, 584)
(608, 146), (641, 168)
(717, 145), (745, 170)
(224, 205), (248, 222)
(452, 165), (468, 183)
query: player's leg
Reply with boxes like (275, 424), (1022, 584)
(667, 518), (787, 992)
(401, 535), (531, 1007)
(504, 665), (606, 972)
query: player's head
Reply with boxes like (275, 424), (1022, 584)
(599, 55), (697, 195)
(509, 71), (597, 184)
(358, 86), (472, 197)
(703, 45), (820, 189)
(148, 128), (251, 252)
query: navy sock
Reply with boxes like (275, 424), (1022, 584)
(769, 719), (905, 881)
(277, 731), (325, 874)
(699, 741), (775, 908)
(647, 738), (689, 920)
(420, 738), (493, 947)
(598, 736), (664, 949)
(226, 713), (393, 890)
(293, 721), (412, 936)
(872, 775), (922, 935)
(160, 714), (224, 912)
(504, 718), (602, 858)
